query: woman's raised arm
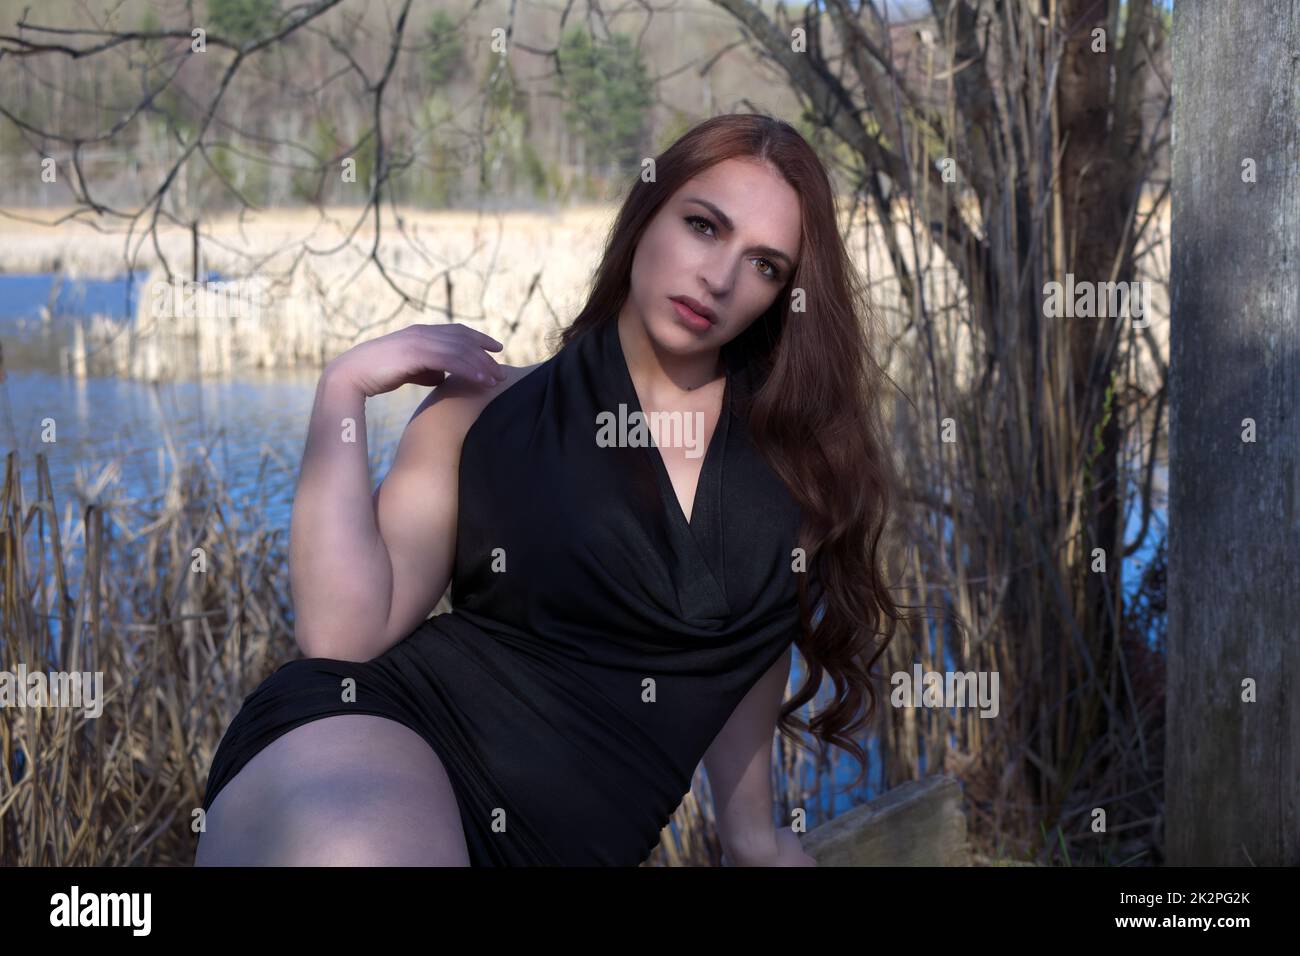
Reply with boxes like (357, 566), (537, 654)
(287, 324), (509, 662)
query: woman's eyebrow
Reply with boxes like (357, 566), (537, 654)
(683, 196), (794, 266)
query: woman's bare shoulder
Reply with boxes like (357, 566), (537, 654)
(401, 361), (544, 447)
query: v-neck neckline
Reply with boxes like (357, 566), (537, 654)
(607, 317), (731, 531)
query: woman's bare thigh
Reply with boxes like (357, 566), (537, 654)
(195, 713), (471, 866)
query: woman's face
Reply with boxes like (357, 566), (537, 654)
(625, 157), (802, 357)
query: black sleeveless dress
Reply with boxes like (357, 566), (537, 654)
(200, 316), (820, 865)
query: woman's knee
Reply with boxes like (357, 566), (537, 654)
(197, 714), (470, 866)
(271, 770), (470, 865)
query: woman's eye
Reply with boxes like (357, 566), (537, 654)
(686, 214), (781, 280)
(685, 215), (715, 236)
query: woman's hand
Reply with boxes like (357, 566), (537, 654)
(772, 826), (818, 866)
(326, 323), (506, 398)
(720, 826), (818, 866)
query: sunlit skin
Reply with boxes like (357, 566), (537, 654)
(616, 157), (802, 523)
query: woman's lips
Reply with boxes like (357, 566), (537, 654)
(670, 296), (713, 331)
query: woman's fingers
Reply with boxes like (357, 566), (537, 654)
(405, 325), (505, 384)
(456, 325), (505, 352)
(421, 322), (504, 353)
(422, 336), (505, 384)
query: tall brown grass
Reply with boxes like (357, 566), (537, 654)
(0, 440), (299, 865)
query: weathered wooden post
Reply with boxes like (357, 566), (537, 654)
(1168, 0), (1300, 865)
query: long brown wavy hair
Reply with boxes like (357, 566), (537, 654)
(555, 113), (910, 791)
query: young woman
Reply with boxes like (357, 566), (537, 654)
(195, 113), (902, 867)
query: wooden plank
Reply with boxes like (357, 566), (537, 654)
(801, 774), (971, 866)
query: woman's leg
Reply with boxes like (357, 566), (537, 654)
(195, 713), (471, 866)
